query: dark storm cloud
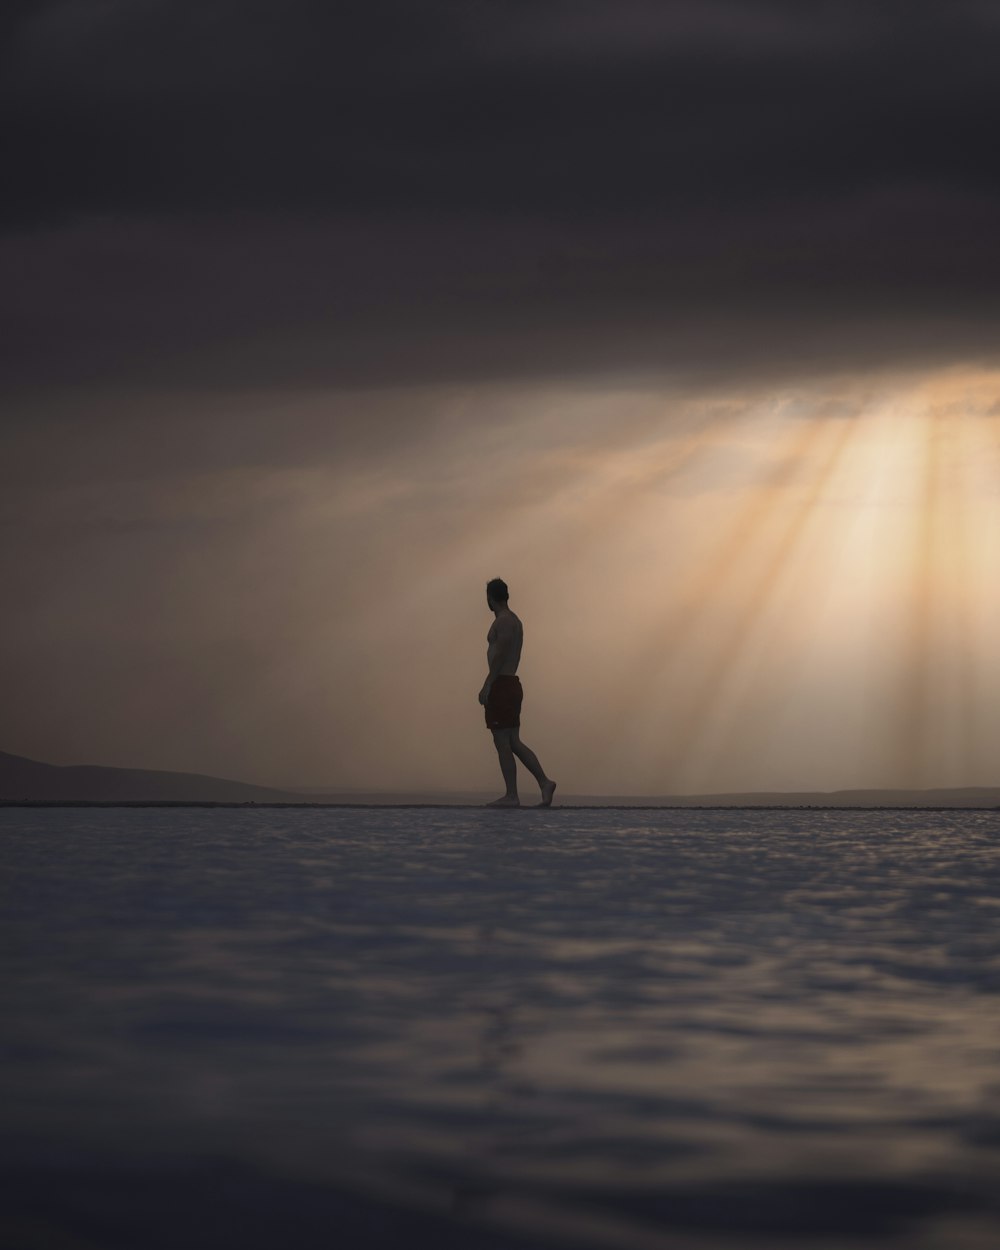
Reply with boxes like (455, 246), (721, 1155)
(4, 0), (1000, 389)
(7, 0), (1000, 220)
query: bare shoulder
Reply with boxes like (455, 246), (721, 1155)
(498, 609), (521, 635)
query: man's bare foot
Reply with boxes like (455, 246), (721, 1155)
(486, 796), (520, 808)
(537, 780), (557, 808)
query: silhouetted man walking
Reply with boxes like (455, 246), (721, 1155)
(478, 578), (556, 808)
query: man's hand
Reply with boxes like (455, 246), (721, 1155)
(478, 682), (492, 706)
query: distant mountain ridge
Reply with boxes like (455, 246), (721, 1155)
(0, 750), (301, 803)
(2, 750), (999, 806)
(567, 787), (1000, 809)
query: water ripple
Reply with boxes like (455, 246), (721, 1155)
(2, 806), (1000, 1248)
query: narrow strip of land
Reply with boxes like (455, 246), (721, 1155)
(3, 800), (999, 811)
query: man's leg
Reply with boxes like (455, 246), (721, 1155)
(487, 728), (520, 807)
(511, 730), (557, 807)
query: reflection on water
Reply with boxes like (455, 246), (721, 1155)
(2, 807), (1000, 1248)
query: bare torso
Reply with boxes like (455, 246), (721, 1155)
(487, 608), (523, 675)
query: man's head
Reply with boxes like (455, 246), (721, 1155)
(486, 577), (509, 611)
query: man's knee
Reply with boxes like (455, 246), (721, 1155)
(492, 728), (514, 752)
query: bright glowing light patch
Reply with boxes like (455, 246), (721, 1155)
(592, 367), (1000, 794)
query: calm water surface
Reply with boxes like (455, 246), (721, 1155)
(2, 807), (1000, 1249)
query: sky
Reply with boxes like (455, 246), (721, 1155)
(3, 0), (1000, 795)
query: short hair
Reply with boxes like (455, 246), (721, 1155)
(486, 577), (509, 603)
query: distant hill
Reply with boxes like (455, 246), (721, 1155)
(553, 788), (1000, 809)
(0, 750), (301, 803)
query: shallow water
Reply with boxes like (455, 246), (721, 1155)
(2, 806), (1000, 1249)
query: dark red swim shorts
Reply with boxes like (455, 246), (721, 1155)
(485, 675), (522, 730)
